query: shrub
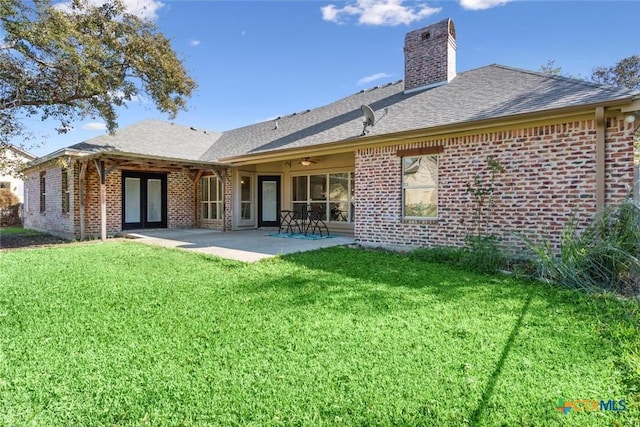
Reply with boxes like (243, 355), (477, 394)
(524, 198), (640, 296)
(461, 234), (506, 275)
(411, 237), (507, 276)
(410, 246), (462, 265)
(0, 188), (21, 227)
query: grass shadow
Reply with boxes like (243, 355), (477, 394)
(469, 288), (534, 425)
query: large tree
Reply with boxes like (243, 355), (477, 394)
(0, 0), (196, 155)
(591, 55), (640, 91)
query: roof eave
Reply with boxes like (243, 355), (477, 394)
(77, 150), (230, 169)
(23, 148), (230, 173)
(220, 97), (637, 166)
(22, 148), (90, 172)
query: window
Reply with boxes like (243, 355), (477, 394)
(61, 169), (70, 213)
(403, 155), (438, 218)
(39, 171), (46, 212)
(291, 172), (355, 222)
(200, 175), (223, 220)
(240, 175), (252, 220)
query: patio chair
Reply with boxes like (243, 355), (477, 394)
(305, 209), (329, 237)
(279, 210), (301, 234)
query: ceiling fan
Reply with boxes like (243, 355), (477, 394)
(298, 157), (318, 166)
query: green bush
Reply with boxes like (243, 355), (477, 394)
(461, 234), (506, 275)
(0, 188), (21, 227)
(411, 235), (507, 275)
(410, 246), (462, 265)
(524, 198), (640, 296)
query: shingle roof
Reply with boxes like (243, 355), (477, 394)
(200, 64), (637, 161)
(68, 64), (637, 164)
(70, 119), (221, 161)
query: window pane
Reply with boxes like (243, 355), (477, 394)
(292, 176), (307, 202)
(403, 156), (437, 186)
(310, 175), (326, 200)
(292, 202), (307, 220)
(147, 179), (162, 222)
(309, 202), (326, 220)
(329, 202), (348, 222)
(201, 203), (209, 220)
(329, 173), (348, 201)
(240, 176), (252, 220)
(125, 177), (141, 223)
(209, 178), (217, 202)
(404, 188), (437, 217)
(217, 179), (223, 202)
(215, 202), (222, 220)
(241, 176), (251, 201)
(241, 202), (251, 220)
(200, 177), (208, 202)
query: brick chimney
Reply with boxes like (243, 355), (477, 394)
(404, 18), (457, 94)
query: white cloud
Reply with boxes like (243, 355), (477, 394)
(322, 0), (441, 26)
(55, 0), (164, 21)
(190, 39), (201, 47)
(459, 0), (511, 11)
(358, 72), (392, 85)
(82, 122), (107, 131)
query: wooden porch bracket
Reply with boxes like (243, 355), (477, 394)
(190, 170), (204, 228)
(93, 159), (107, 241)
(78, 161), (87, 240)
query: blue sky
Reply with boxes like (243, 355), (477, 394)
(24, 1), (640, 156)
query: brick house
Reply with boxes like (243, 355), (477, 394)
(23, 19), (639, 252)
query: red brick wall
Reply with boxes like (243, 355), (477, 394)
(25, 163), (196, 238)
(355, 116), (635, 253)
(404, 19), (455, 91)
(23, 165), (76, 238)
(168, 171), (194, 228)
(224, 168), (233, 231)
(82, 165), (122, 236)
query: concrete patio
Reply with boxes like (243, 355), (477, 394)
(122, 228), (356, 262)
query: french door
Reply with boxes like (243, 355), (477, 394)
(122, 171), (167, 230)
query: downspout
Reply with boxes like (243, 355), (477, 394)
(595, 107), (605, 211)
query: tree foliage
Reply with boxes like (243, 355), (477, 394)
(591, 55), (640, 91)
(0, 0), (196, 147)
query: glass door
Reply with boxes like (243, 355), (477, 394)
(258, 175), (281, 227)
(238, 173), (254, 226)
(122, 172), (167, 229)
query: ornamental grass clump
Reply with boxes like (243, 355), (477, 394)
(525, 198), (640, 296)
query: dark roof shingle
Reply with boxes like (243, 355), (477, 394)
(200, 64), (636, 161)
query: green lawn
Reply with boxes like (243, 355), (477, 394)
(0, 227), (46, 236)
(0, 242), (638, 426)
